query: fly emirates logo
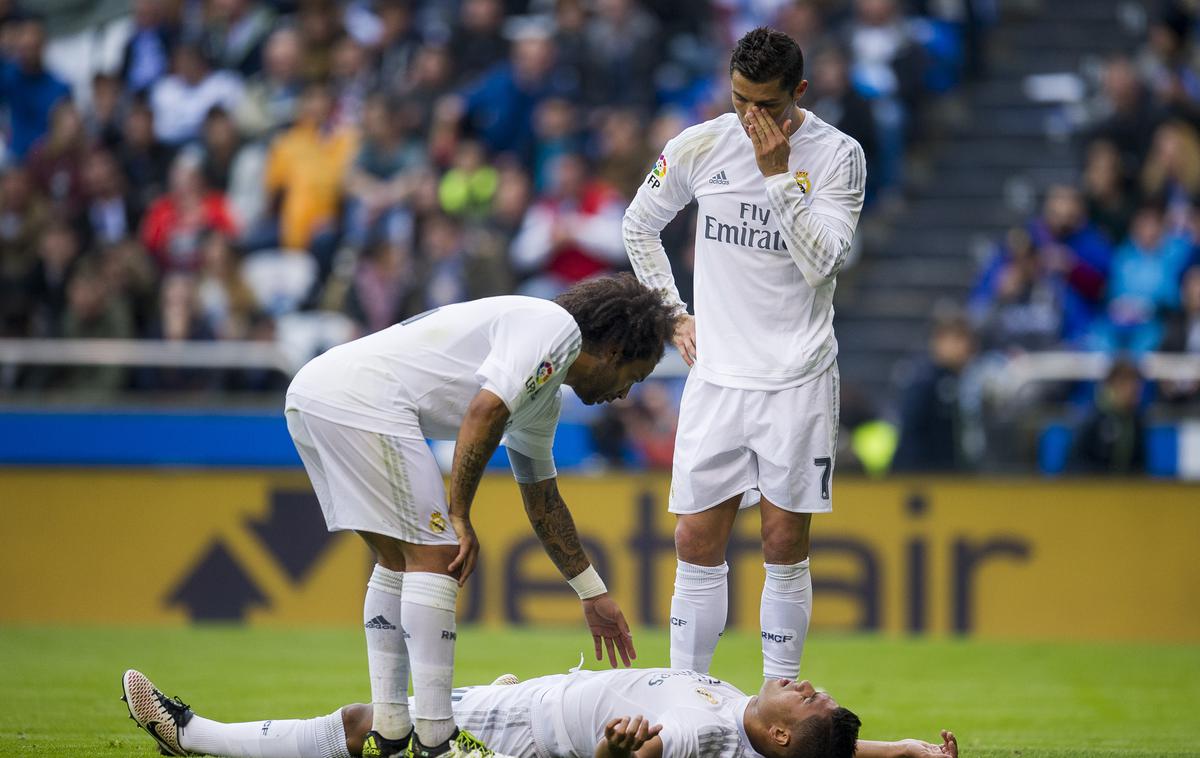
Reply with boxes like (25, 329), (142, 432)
(702, 202), (788, 254)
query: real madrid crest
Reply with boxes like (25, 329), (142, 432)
(429, 511), (447, 533)
(793, 170), (811, 194)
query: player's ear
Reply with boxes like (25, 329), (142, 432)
(793, 79), (808, 102)
(768, 724), (790, 749)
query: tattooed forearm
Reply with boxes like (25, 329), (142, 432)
(520, 478), (590, 578)
(449, 391), (509, 518)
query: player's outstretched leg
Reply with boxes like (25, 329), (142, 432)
(361, 564), (414, 757)
(121, 670), (351, 758)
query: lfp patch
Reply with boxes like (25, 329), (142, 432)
(794, 170), (811, 194)
(536, 361), (554, 385)
(652, 154), (667, 178)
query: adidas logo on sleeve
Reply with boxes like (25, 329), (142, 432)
(708, 170), (730, 185)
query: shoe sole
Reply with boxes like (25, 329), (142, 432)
(121, 670), (187, 757)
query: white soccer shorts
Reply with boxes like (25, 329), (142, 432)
(285, 409), (458, 546)
(669, 364), (839, 514)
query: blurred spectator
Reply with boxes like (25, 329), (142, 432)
(420, 212), (469, 308)
(0, 166), (49, 335)
(623, 381), (679, 469)
(551, 0), (589, 93)
(150, 41), (245, 146)
(345, 236), (417, 333)
(0, 13), (70, 160)
(1161, 265), (1200, 402)
(330, 34), (375, 128)
(120, 0), (180, 95)
(136, 272), (218, 390)
(394, 44), (454, 135)
(1081, 139), (1135, 245)
(234, 26), (303, 140)
(141, 152), (238, 272)
(116, 98), (175, 213)
(374, 0), (423, 88)
(510, 152), (626, 297)
(449, 0), (507, 86)
(459, 163), (528, 297)
(1089, 204), (1194, 353)
(203, 0), (274, 78)
(81, 148), (138, 247)
(25, 99), (89, 221)
(969, 228), (1073, 353)
(807, 45), (879, 187)
(773, 0), (827, 54)
(27, 221), (82, 337)
(595, 107), (654, 200)
(458, 21), (571, 160)
(198, 107), (242, 192)
(892, 312), (978, 472)
(343, 93), (423, 250)
(195, 230), (256, 339)
(58, 257), (134, 392)
(1025, 184), (1113, 341)
(1070, 359), (1146, 475)
(438, 139), (497, 218)
(1087, 55), (1160, 175)
(86, 72), (124, 146)
(581, 0), (661, 111)
(1139, 120), (1200, 217)
(98, 238), (160, 335)
(296, 0), (343, 82)
(1138, 2), (1200, 120)
(531, 97), (581, 192)
(262, 82), (358, 251)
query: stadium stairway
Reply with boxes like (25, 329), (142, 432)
(834, 0), (1142, 408)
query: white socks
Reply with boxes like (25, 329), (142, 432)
(364, 565), (412, 740)
(402, 571), (459, 747)
(179, 710), (349, 758)
(760, 559), (812, 680)
(669, 560), (729, 674)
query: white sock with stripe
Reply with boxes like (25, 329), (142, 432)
(669, 560), (729, 674)
(179, 710), (349, 758)
(403, 572), (459, 747)
(364, 564), (412, 739)
(760, 558), (812, 680)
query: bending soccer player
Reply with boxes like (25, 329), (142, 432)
(622, 27), (866, 680)
(122, 667), (957, 758)
(278, 275), (674, 758)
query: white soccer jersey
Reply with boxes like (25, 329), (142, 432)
(447, 669), (764, 758)
(623, 110), (866, 390)
(285, 296), (581, 464)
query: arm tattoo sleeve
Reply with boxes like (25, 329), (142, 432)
(448, 416), (506, 519)
(520, 478), (590, 579)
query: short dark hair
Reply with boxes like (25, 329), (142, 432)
(730, 27), (805, 92)
(553, 273), (676, 363)
(789, 706), (862, 758)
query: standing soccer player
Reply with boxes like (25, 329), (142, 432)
(622, 28), (866, 681)
(283, 275), (676, 758)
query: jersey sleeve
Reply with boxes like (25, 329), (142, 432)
(502, 389), (561, 471)
(763, 137), (866, 288)
(475, 307), (579, 417)
(621, 133), (698, 316)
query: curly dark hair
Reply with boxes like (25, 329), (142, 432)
(553, 273), (677, 363)
(789, 707), (862, 758)
(730, 26), (805, 92)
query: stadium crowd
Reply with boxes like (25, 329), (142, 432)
(0, 0), (974, 387)
(890, 0), (1200, 474)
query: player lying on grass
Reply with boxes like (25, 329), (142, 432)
(283, 274), (676, 757)
(123, 667), (957, 758)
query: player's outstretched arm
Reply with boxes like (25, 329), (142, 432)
(446, 389), (510, 585)
(594, 716), (664, 758)
(518, 477), (637, 667)
(855, 731), (958, 758)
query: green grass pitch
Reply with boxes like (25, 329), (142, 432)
(1, 626), (1197, 757)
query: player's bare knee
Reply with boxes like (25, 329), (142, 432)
(341, 703), (372, 755)
(674, 518), (727, 565)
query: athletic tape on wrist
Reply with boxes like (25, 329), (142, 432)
(567, 565), (607, 600)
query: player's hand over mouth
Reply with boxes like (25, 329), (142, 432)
(583, 593), (638, 667)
